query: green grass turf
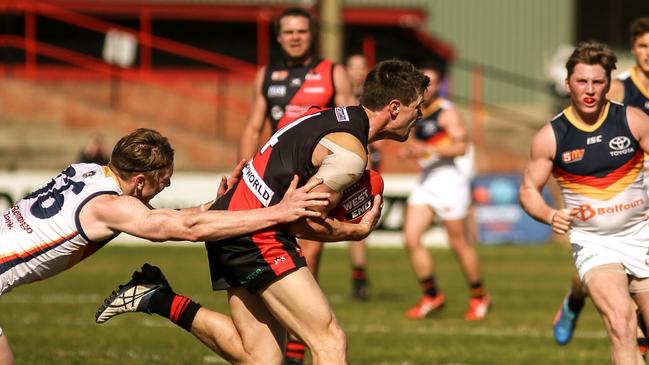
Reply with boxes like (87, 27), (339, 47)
(0, 243), (612, 364)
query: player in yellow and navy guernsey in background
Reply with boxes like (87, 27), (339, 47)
(399, 60), (490, 321)
(552, 18), (649, 352)
(520, 41), (649, 364)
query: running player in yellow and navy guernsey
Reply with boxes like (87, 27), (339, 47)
(399, 61), (489, 321)
(0, 128), (336, 365)
(553, 18), (649, 351)
(520, 41), (649, 364)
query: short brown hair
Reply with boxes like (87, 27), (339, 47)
(565, 41), (617, 81)
(274, 7), (315, 35)
(361, 59), (430, 111)
(109, 128), (174, 180)
(630, 17), (649, 44)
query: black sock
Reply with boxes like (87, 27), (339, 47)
(469, 280), (487, 298)
(567, 292), (585, 313)
(420, 276), (439, 297)
(148, 290), (202, 332)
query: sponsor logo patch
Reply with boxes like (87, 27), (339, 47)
(335, 107), (349, 122)
(267, 85), (286, 98)
(574, 199), (645, 221)
(305, 72), (321, 80)
(242, 162), (275, 207)
(271, 105), (284, 120)
(285, 104), (309, 118)
(271, 70), (288, 81)
(586, 135), (602, 145)
(562, 149), (585, 163)
(289, 78), (302, 87)
(609, 136), (634, 157)
(304, 86), (325, 94)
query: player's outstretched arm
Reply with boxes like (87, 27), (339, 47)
(81, 176), (330, 243)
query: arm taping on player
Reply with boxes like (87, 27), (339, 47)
(288, 134), (379, 241)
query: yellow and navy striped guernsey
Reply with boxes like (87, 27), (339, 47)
(413, 98), (455, 169)
(619, 67), (649, 115)
(551, 102), (648, 236)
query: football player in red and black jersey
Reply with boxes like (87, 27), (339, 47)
(238, 7), (356, 160)
(238, 9), (357, 363)
(97, 60), (429, 365)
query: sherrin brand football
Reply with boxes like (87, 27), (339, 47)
(329, 170), (384, 223)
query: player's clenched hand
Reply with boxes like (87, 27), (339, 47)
(274, 175), (330, 224)
(323, 195), (383, 241)
(355, 195), (383, 235)
(550, 208), (575, 235)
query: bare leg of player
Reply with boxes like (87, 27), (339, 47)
(443, 218), (481, 283)
(283, 238), (324, 363)
(189, 303), (285, 365)
(0, 330), (15, 365)
(261, 267), (347, 365)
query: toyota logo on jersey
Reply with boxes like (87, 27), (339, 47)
(608, 136), (634, 157)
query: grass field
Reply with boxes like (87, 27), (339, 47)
(0, 243), (614, 365)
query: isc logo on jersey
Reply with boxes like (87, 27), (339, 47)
(267, 85), (286, 98)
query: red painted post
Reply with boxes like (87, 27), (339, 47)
(139, 9), (152, 73)
(362, 35), (375, 68)
(25, 10), (36, 78)
(472, 67), (485, 148)
(256, 9), (270, 68)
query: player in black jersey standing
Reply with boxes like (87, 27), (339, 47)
(238, 7), (355, 160)
(97, 60), (429, 365)
(520, 41), (649, 364)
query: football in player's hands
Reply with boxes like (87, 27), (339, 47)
(329, 170), (384, 223)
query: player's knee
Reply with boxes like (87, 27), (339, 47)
(605, 309), (637, 342)
(310, 320), (347, 358)
(0, 332), (15, 365)
(244, 343), (284, 365)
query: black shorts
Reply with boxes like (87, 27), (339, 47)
(205, 230), (307, 293)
